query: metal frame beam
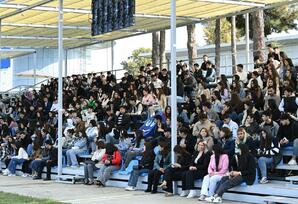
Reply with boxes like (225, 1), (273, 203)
(0, 3), (90, 14)
(0, 0), (55, 20)
(1, 22), (89, 30)
(135, 13), (202, 23)
(196, 0), (265, 7)
(1, 35), (100, 42)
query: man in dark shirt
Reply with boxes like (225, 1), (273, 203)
(277, 114), (298, 165)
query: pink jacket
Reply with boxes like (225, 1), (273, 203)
(208, 154), (229, 176)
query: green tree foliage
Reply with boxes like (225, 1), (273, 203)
(235, 6), (298, 38)
(203, 18), (241, 44)
(121, 48), (151, 75)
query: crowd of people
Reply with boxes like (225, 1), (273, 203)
(0, 43), (298, 203)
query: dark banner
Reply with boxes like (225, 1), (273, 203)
(91, 0), (135, 36)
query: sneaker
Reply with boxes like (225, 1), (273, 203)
(288, 159), (297, 165)
(2, 169), (10, 176)
(198, 194), (206, 201)
(180, 190), (189, 197)
(70, 165), (79, 168)
(213, 197), (222, 203)
(259, 177), (268, 184)
(165, 192), (174, 197)
(205, 196), (215, 202)
(125, 186), (136, 191)
(8, 173), (16, 177)
(186, 190), (197, 198)
(22, 173), (29, 178)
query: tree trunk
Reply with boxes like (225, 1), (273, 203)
(152, 32), (160, 67)
(187, 24), (197, 68)
(231, 16), (237, 75)
(215, 18), (221, 76)
(159, 30), (166, 69)
(252, 10), (265, 62)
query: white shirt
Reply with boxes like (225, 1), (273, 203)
(236, 71), (248, 83)
(223, 120), (239, 139)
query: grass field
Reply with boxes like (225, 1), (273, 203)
(0, 192), (65, 204)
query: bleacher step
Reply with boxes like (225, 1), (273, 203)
(275, 164), (298, 170)
(285, 176), (298, 185)
(263, 196), (298, 204)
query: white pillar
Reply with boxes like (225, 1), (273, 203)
(245, 13), (250, 71)
(33, 52), (37, 85)
(170, 0), (177, 165)
(57, 0), (64, 177)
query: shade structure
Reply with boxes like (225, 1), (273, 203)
(16, 69), (53, 78)
(0, 0), (297, 49)
(0, 48), (35, 58)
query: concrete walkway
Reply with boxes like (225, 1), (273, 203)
(0, 175), (245, 204)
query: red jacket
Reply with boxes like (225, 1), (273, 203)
(102, 150), (122, 166)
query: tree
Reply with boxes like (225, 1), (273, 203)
(231, 16), (237, 74)
(159, 30), (166, 69)
(121, 48), (152, 75)
(204, 18), (241, 44)
(152, 32), (160, 67)
(187, 24), (197, 67)
(214, 18), (221, 76)
(252, 10), (265, 61)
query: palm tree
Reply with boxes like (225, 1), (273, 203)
(215, 18), (221, 76)
(152, 32), (160, 67)
(231, 16), (237, 74)
(252, 10), (265, 61)
(187, 24), (197, 69)
(159, 30), (166, 69)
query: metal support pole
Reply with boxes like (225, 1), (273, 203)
(245, 13), (250, 71)
(65, 49), (68, 77)
(57, 0), (64, 178)
(33, 52), (37, 85)
(170, 0), (177, 178)
(111, 40), (114, 71)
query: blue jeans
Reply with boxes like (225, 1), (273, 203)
(128, 168), (149, 187)
(8, 158), (25, 174)
(294, 139), (298, 157)
(66, 148), (87, 166)
(258, 157), (273, 178)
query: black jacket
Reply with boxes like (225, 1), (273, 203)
(231, 153), (256, 185)
(178, 134), (196, 155)
(177, 152), (192, 171)
(48, 147), (58, 164)
(139, 152), (155, 170)
(191, 151), (211, 172)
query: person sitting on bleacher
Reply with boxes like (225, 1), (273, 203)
(180, 140), (211, 198)
(277, 113), (298, 165)
(31, 140), (58, 180)
(95, 143), (122, 187)
(211, 144), (256, 203)
(84, 140), (105, 185)
(125, 142), (155, 191)
(145, 141), (171, 194)
(199, 144), (229, 201)
(65, 131), (88, 168)
(257, 129), (280, 184)
(2, 143), (28, 176)
(159, 145), (192, 197)
(85, 119), (99, 153)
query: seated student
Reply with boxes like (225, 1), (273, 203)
(2, 143), (28, 176)
(257, 129), (280, 184)
(85, 119), (99, 153)
(159, 145), (192, 196)
(277, 113), (298, 165)
(178, 126), (196, 155)
(198, 144), (229, 201)
(95, 143), (122, 187)
(180, 140), (211, 198)
(216, 127), (235, 160)
(31, 140), (58, 180)
(210, 144), (256, 203)
(84, 141), (106, 185)
(0, 137), (17, 173)
(125, 142), (155, 191)
(198, 128), (214, 152)
(235, 128), (258, 156)
(66, 132), (88, 167)
(145, 141), (171, 194)
(22, 140), (42, 177)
